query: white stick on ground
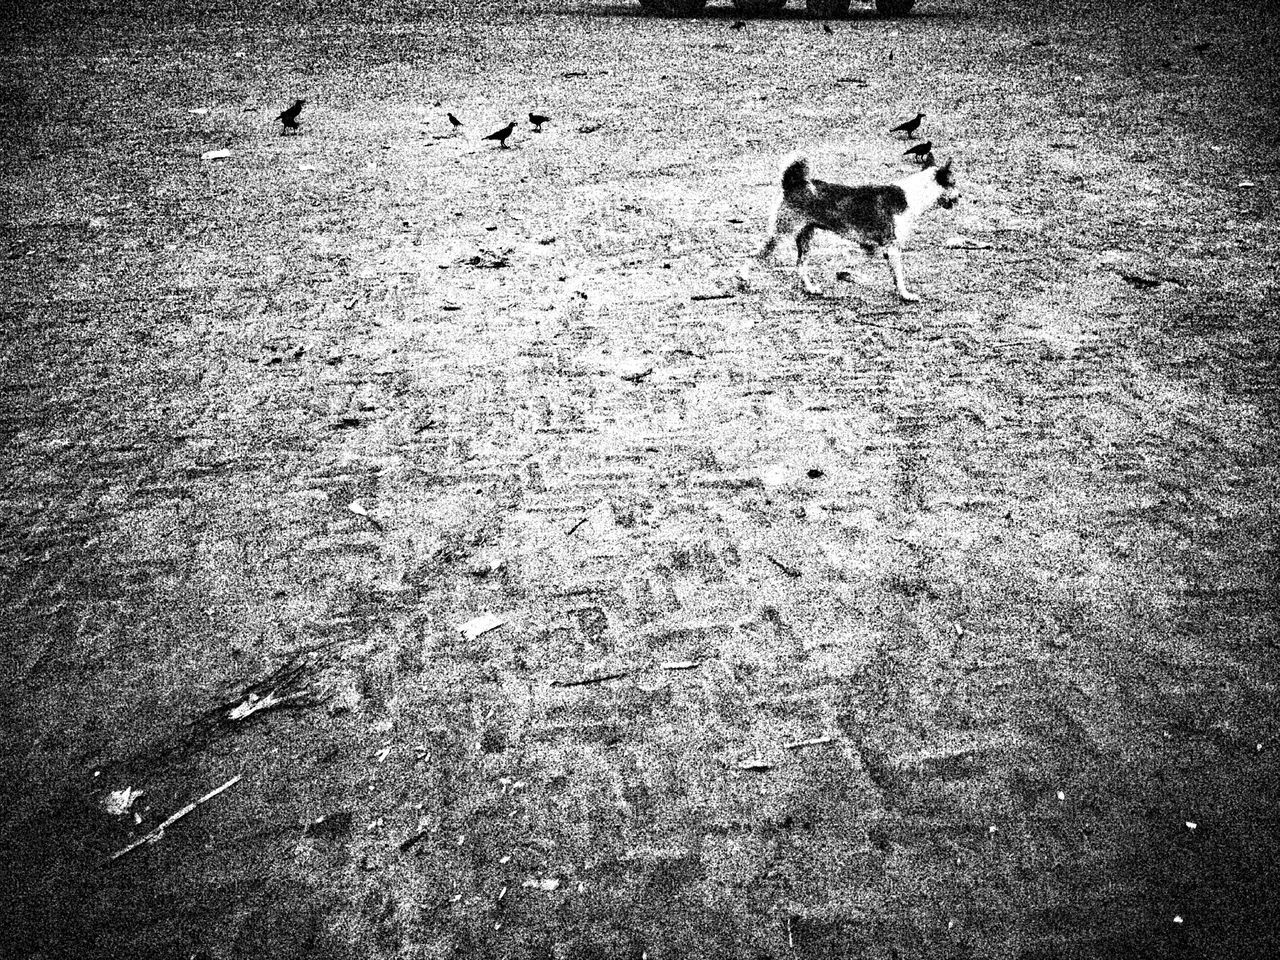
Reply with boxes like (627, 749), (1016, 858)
(108, 773), (244, 862)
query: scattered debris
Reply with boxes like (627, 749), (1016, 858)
(551, 669), (630, 687)
(305, 810), (354, 840)
(1237, 181), (1256, 189)
(561, 71), (588, 78)
(227, 686), (306, 722)
(203, 655), (321, 729)
(783, 736), (834, 751)
(104, 787), (144, 816)
(577, 123), (602, 134)
(765, 555), (801, 578)
(736, 758), (775, 772)
(565, 517), (588, 536)
(806, 468), (825, 479)
(260, 340), (304, 365)
(400, 829), (429, 852)
(458, 613), (507, 641)
(498, 777), (528, 795)
(374, 746), (392, 764)
(835, 76), (869, 86)
(620, 367), (654, 384)
(107, 774), (243, 862)
(188, 107), (209, 115)
(660, 660), (701, 671)
(200, 149), (231, 162)
(348, 499), (384, 531)
(943, 236), (994, 250)
(464, 248), (511, 269)
(522, 877), (561, 892)
(1117, 271), (1175, 290)
(691, 292), (734, 302)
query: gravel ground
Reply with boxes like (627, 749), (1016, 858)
(2, 1), (1278, 957)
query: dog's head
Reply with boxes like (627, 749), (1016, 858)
(932, 159), (960, 209)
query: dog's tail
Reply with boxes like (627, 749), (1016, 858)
(780, 154), (810, 196)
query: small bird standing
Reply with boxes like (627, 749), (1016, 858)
(483, 121), (516, 148)
(447, 112), (463, 131)
(278, 99), (305, 135)
(903, 140), (934, 163)
(731, 20), (746, 30)
(889, 112), (925, 138)
(529, 112), (551, 132)
(822, 22), (833, 34)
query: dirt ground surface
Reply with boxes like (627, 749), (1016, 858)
(2, 0), (1279, 957)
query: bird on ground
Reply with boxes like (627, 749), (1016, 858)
(823, 22), (833, 34)
(731, 20), (746, 30)
(529, 112), (551, 132)
(278, 99), (305, 135)
(447, 112), (463, 130)
(889, 112), (925, 138)
(483, 121), (516, 148)
(903, 140), (934, 162)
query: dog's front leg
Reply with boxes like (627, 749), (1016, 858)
(884, 247), (919, 302)
(796, 226), (822, 295)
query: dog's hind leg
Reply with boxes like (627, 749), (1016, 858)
(883, 246), (919, 302)
(753, 201), (793, 262)
(795, 225), (821, 294)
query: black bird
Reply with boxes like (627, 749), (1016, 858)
(823, 22), (833, 34)
(889, 112), (925, 138)
(529, 112), (551, 132)
(904, 140), (933, 162)
(483, 121), (516, 148)
(447, 112), (463, 130)
(731, 20), (746, 30)
(278, 99), (305, 135)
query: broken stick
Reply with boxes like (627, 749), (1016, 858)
(108, 773), (244, 863)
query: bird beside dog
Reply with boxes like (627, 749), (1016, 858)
(277, 99), (305, 135)
(889, 112), (925, 138)
(483, 121), (517, 148)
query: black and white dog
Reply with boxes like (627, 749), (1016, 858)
(745, 155), (960, 301)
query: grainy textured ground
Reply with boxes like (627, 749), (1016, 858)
(2, 0), (1278, 957)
